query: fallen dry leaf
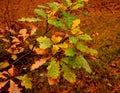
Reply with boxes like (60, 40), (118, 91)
(34, 48), (48, 55)
(8, 65), (14, 76)
(0, 72), (7, 79)
(8, 80), (22, 93)
(30, 57), (50, 70)
(11, 55), (17, 60)
(9, 29), (16, 35)
(0, 80), (9, 89)
(51, 35), (62, 43)
(29, 24), (37, 36)
(6, 43), (24, 54)
(19, 29), (29, 41)
(12, 37), (21, 43)
(48, 77), (59, 85)
(0, 60), (10, 70)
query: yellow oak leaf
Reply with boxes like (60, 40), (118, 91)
(11, 55), (17, 60)
(72, 19), (80, 29)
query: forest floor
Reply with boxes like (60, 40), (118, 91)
(0, 0), (120, 93)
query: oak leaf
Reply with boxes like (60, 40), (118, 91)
(29, 25), (37, 36)
(19, 29), (29, 41)
(0, 60), (10, 70)
(34, 48), (48, 55)
(0, 80), (9, 89)
(71, 19), (80, 29)
(8, 65), (14, 76)
(16, 74), (32, 89)
(31, 57), (50, 70)
(48, 77), (59, 85)
(8, 80), (21, 93)
(11, 55), (17, 60)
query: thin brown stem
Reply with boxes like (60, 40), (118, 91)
(43, 20), (54, 36)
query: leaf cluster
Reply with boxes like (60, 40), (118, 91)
(0, 0), (98, 92)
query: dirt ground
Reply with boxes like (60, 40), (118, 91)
(0, 0), (120, 93)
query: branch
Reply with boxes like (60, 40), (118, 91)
(12, 40), (37, 65)
(43, 21), (54, 36)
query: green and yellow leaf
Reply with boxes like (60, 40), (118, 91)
(65, 47), (76, 57)
(61, 11), (77, 29)
(69, 36), (77, 44)
(18, 17), (41, 22)
(71, 2), (84, 10)
(36, 36), (53, 49)
(76, 42), (88, 52)
(78, 34), (92, 41)
(80, 55), (92, 73)
(71, 19), (80, 29)
(87, 48), (98, 56)
(61, 62), (76, 83)
(34, 9), (46, 19)
(58, 42), (68, 49)
(62, 0), (72, 6)
(48, 19), (66, 30)
(16, 74), (32, 89)
(52, 45), (60, 55)
(0, 60), (10, 70)
(47, 58), (60, 79)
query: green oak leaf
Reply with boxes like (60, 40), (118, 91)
(61, 62), (76, 83)
(47, 58), (60, 79)
(48, 2), (61, 10)
(34, 9), (47, 19)
(36, 36), (53, 49)
(78, 34), (92, 41)
(61, 11), (77, 29)
(65, 47), (76, 57)
(80, 55), (92, 73)
(69, 36), (77, 44)
(71, 2), (85, 10)
(16, 74), (32, 89)
(48, 19), (66, 30)
(61, 56), (84, 68)
(76, 42), (88, 52)
(87, 48), (98, 56)
(62, 0), (72, 6)
(18, 17), (41, 22)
